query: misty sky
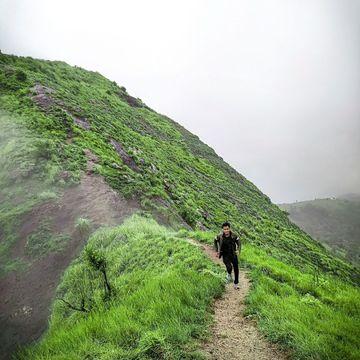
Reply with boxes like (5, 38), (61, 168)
(1, 0), (359, 203)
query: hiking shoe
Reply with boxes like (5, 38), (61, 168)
(234, 283), (240, 290)
(226, 273), (233, 283)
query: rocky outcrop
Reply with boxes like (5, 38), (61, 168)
(110, 139), (139, 172)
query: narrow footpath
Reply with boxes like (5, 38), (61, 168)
(186, 238), (290, 360)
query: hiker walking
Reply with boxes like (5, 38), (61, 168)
(214, 221), (241, 289)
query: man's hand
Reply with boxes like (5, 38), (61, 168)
(235, 250), (239, 256)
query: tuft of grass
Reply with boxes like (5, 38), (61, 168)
(37, 190), (58, 200)
(75, 217), (92, 235)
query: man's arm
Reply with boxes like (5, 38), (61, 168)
(214, 234), (222, 258)
(235, 234), (241, 255)
(214, 235), (219, 252)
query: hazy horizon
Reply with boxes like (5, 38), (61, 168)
(1, 0), (359, 203)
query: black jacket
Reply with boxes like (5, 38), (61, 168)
(214, 230), (241, 258)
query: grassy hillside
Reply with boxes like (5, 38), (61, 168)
(0, 52), (359, 359)
(278, 197), (360, 265)
(0, 52), (357, 282)
(17, 215), (224, 359)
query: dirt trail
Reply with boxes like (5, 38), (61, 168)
(187, 238), (290, 360)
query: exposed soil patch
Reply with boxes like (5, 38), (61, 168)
(0, 173), (141, 359)
(72, 115), (90, 130)
(110, 138), (140, 172)
(186, 238), (290, 360)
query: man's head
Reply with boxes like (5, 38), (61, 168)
(222, 221), (231, 236)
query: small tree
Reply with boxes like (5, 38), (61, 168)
(56, 263), (94, 315)
(84, 245), (112, 300)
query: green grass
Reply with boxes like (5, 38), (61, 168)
(190, 230), (360, 360)
(16, 214), (225, 359)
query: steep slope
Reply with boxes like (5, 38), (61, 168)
(278, 197), (360, 265)
(0, 52), (359, 359)
(0, 110), (145, 357)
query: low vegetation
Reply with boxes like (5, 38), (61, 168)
(17, 215), (225, 359)
(75, 217), (92, 235)
(25, 218), (71, 257)
(190, 230), (360, 360)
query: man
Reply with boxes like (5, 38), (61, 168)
(214, 221), (241, 289)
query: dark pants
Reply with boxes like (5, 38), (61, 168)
(222, 254), (239, 284)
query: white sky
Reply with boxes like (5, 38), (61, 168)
(1, 0), (359, 203)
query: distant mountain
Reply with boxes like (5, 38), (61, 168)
(278, 196), (360, 265)
(337, 193), (360, 201)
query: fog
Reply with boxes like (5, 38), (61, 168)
(1, 0), (359, 203)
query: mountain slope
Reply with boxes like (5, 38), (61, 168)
(0, 52), (356, 280)
(0, 52), (359, 359)
(278, 197), (360, 265)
